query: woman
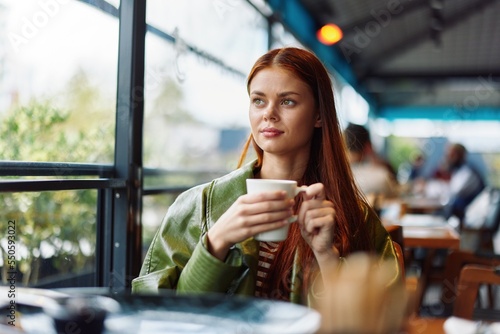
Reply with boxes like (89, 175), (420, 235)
(132, 47), (400, 305)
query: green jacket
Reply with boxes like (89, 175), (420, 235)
(131, 160), (400, 305)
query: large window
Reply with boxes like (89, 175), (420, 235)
(141, 0), (270, 254)
(0, 0), (278, 289)
(0, 0), (120, 288)
(0, 190), (98, 287)
(0, 0), (118, 164)
(143, 0), (269, 173)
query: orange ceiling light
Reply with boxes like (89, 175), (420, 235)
(317, 23), (343, 45)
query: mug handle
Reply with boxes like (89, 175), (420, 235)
(288, 186), (308, 223)
(294, 185), (308, 196)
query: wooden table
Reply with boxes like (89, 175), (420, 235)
(386, 213), (460, 249)
(391, 213), (460, 247)
(402, 196), (445, 214)
(404, 222), (460, 310)
(403, 225), (460, 249)
(385, 214), (461, 315)
(404, 316), (446, 334)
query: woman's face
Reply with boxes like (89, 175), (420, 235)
(248, 66), (321, 160)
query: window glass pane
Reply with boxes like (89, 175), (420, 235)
(0, 190), (97, 287)
(271, 21), (304, 49)
(0, 1), (118, 163)
(141, 168), (226, 261)
(142, 0), (268, 240)
(142, 193), (178, 261)
(143, 0), (268, 173)
(147, 0), (268, 74)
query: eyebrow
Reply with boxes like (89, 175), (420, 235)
(249, 90), (301, 97)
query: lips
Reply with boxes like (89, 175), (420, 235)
(260, 127), (284, 137)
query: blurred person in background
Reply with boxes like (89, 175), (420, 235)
(343, 123), (400, 201)
(438, 143), (486, 227)
(408, 152), (426, 182)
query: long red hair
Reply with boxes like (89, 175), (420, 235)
(238, 47), (375, 299)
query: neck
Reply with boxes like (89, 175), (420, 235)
(257, 154), (308, 181)
(348, 151), (363, 163)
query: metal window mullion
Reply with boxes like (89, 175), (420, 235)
(0, 178), (125, 192)
(96, 188), (114, 287)
(266, 15), (273, 50)
(112, 0), (146, 292)
(0, 161), (114, 177)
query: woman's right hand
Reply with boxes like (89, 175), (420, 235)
(206, 191), (295, 261)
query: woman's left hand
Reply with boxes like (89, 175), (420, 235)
(297, 183), (336, 258)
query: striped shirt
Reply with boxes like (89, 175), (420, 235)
(254, 241), (280, 298)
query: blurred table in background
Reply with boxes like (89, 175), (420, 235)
(384, 213), (461, 315)
(402, 196), (445, 215)
(404, 316), (446, 334)
(400, 214), (460, 249)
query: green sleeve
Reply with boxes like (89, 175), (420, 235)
(176, 234), (246, 294)
(131, 186), (204, 294)
(131, 183), (248, 295)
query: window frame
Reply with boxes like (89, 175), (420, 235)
(0, 0), (278, 291)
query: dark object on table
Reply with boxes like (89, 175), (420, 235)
(44, 295), (120, 334)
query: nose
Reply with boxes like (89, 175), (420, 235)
(263, 104), (278, 121)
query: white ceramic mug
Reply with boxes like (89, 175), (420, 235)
(246, 179), (307, 242)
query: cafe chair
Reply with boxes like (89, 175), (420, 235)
(393, 241), (421, 317)
(388, 224), (405, 250)
(440, 249), (500, 317)
(460, 187), (500, 253)
(393, 241), (405, 280)
(423, 187), (500, 317)
(387, 224), (410, 266)
(453, 264), (500, 321)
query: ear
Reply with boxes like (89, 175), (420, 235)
(314, 113), (322, 128)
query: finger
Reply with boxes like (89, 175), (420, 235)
(302, 198), (335, 210)
(305, 207), (335, 223)
(298, 199), (334, 224)
(243, 210), (294, 227)
(232, 212), (291, 238)
(238, 198), (295, 218)
(241, 190), (288, 203)
(304, 183), (326, 200)
(251, 219), (289, 236)
(303, 211), (335, 233)
(302, 206), (335, 230)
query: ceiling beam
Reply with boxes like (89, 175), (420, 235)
(377, 106), (500, 121)
(299, 0), (337, 24)
(364, 71), (500, 81)
(339, 0), (427, 36)
(358, 0), (496, 79)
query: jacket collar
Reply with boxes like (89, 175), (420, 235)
(206, 159), (257, 227)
